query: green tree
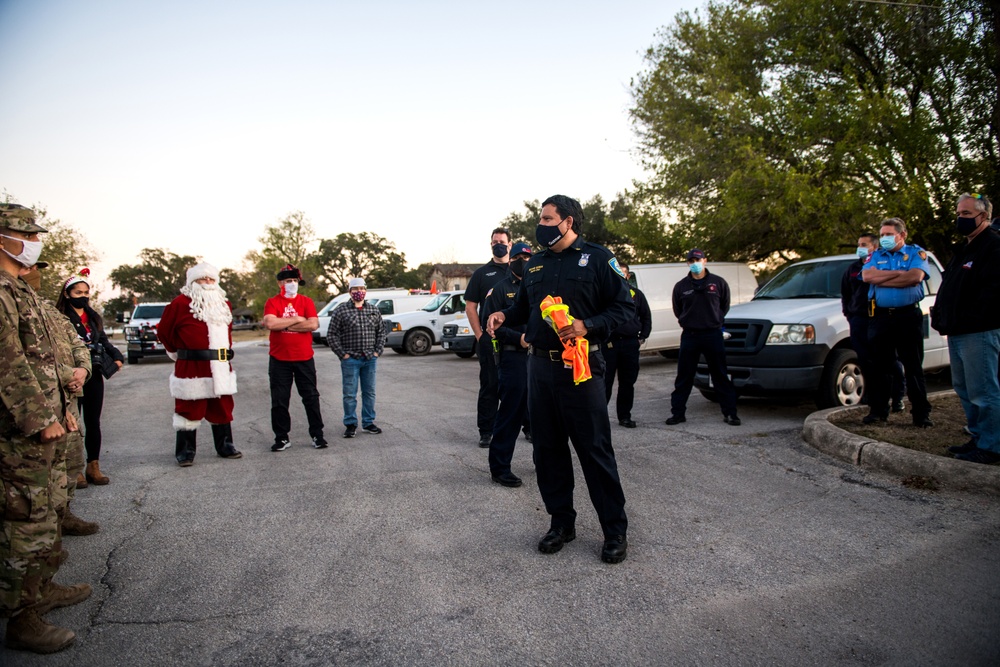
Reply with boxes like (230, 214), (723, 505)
(311, 232), (411, 294)
(107, 248), (199, 319)
(630, 0), (998, 264)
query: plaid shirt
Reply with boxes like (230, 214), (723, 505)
(327, 301), (386, 360)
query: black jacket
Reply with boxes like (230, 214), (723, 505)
(611, 287), (652, 341)
(931, 228), (1000, 336)
(66, 307), (125, 370)
(672, 270), (730, 331)
(841, 258), (870, 319)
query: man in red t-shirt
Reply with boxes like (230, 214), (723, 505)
(262, 264), (326, 451)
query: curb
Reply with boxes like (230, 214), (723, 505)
(802, 393), (1000, 497)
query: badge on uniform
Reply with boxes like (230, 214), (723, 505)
(609, 257), (626, 278)
(903, 254), (909, 261)
(579, 253), (590, 267)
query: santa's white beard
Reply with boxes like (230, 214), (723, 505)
(181, 282), (232, 325)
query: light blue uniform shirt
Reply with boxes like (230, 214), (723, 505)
(866, 243), (930, 307)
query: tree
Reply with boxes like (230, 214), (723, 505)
(311, 232), (412, 294)
(630, 0), (998, 264)
(107, 248), (199, 319)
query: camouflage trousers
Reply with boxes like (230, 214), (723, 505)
(52, 402), (85, 515)
(0, 434), (62, 615)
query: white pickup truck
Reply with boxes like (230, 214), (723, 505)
(693, 253), (949, 408)
(384, 291), (467, 355)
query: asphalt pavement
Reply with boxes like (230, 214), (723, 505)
(4, 344), (998, 666)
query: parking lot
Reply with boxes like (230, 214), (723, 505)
(5, 343), (998, 666)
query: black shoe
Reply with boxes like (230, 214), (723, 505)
(478, 433), (491, 448)
(891, 400), (905, 413)
(619, 419), (637, 428)
(601, 535), (628, 564)
(271, 439), (291, 452)
(665, 415), (686, 425)
(491, 472), (522, 488)
(522, 428), (532, 443)
(954, 448), (1000, 465)
(862, 412), (887, 425)
(343, 425), (357, 438)
(312, 436), (328, 449)
(538, 526), (576, 554)
(723, 414), (741, 426)
(362, 424), (382, 434)
(948, 440), (978, 455)
(912, 415), (934, 428)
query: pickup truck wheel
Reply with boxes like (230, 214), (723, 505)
(391, 347), (407, 355)
(817, 349), (864, 408)
(405, 330), (432, 356)
(127, 354), (138, 365)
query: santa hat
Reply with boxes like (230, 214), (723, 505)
(186, 262), (220, 287)
(64, 267), (91, 291)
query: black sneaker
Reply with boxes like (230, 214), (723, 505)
(312, 436), (328, 449)
(723, 414), (741, 426)
(271, 439), (291, 452)
(891, 400), (905, 413)
(954, 448), (1000, 465)
(665, 415), (686, 425)
(362, 424), (382, 434)
(478, 433), (491, 448)
(344, 425), (357, 438)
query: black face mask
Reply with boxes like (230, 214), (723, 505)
(955, 215), (981, 236)
(510, 258), (527, 278)
(535, 222), (564, 248)
(68, 296), (89, 309)
(492, 243), (509, 259)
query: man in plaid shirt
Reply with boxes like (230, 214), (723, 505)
(327, 277), (386, 437)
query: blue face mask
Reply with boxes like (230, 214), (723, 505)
(689, 261), (704, 274)
(856, 247), (870, 259)
(880, 235), (897, 250)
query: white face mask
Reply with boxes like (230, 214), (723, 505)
(283, 281), (299, 297)
(0, 234), (43, 268)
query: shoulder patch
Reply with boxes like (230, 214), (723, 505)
(609, 257), (626, 279)
(918, 250), (927, 260)
(485, 287), (493, 299)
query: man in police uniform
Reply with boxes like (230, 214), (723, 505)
(1, 204), (92, 654)
(861, 218), (933, 426)
(604, 262), (652, 428)
(483, 242), (533, 488)
(487, 195), (633, 564)
(465, 228), (512, 447)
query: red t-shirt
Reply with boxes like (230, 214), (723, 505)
(264, 293), (318, 362)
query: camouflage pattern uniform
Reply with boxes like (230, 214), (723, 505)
(0, 269), (82, 615)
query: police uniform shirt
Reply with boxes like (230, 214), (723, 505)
(484, 275), (527, 347)
(866, 243), (930, 307)
(501, 237), (634, 351)
(464, 260), (510, 323)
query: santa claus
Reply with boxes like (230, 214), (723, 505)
(157, 262), (242, 466)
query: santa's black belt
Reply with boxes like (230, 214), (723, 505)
(177, 348), (234, 361)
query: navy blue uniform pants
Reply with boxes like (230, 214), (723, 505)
(476, 334), (499, 436)
(671, 329), (737, 418)
(527, 351), (627, 537)
(269, 357), (324, 441)
(604, 337), (641, 421)
(867, 306), (931, 419)
(847, 315), (905, 404)
(490, 350), (528, 475)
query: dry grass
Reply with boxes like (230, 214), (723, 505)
(828, 394), (971, 458)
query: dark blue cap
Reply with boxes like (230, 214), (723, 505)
(686, 248), (705, 261)
(510, 242), (533, 257)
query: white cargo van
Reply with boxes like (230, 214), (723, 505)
(629, 262), (758, 354)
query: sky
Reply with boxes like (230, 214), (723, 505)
(0, 0), (694, 290)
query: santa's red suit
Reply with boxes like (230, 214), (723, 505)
(157, 263), (242, 465)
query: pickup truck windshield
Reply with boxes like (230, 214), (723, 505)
(132, 304), (166, 319)
(421, 294), (448, 311)
(754, 259), (855, 300)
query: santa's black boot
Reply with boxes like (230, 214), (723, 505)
(211, 423), (243, 459)
(175, 430), (197, 467)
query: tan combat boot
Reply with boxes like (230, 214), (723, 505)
(85, 460), (109, 485)
(76, 472), (88, 489)
(62, 505), (100, 536)
(4, 608), (75, 653)
(32, 581), (93, 614)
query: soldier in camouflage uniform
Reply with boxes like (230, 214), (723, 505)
(0, 204), (93, 654)
(21, 262), (101, 537)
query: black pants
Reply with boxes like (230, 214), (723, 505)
(269, 357), (324, 441)
(604, 337), (641, 421)
(489, 350), (528, 476)
(476, 334), (499, 436)
(867, 306), (931, 419)
(528, 350), (627, 537)
(671, 329), (737, 418)
(78, 372), (105, 462)
(847, 315), (905, 403)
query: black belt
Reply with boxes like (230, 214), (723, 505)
(502, 344), (526, 352)
(873, 304), (918, 314)
(177, 348), (234, 361)
(529, 346), (564, 361)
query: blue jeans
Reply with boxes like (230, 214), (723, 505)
(949, 329), (1000, 452)
(340, 357), (377, 427)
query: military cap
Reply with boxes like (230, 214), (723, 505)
(0, 203), (47, 233)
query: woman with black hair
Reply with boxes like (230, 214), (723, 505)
(57, 268), (124, 486)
